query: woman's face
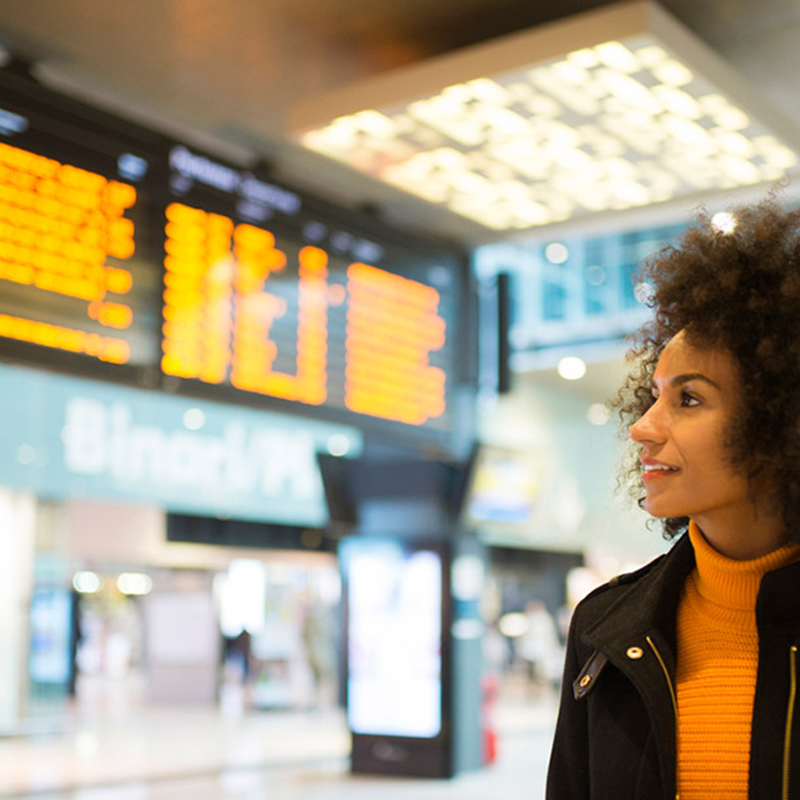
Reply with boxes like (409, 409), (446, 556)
(629, 330), (752, 525)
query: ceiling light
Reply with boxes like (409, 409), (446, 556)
(289, 2), (800, 231)
(711, 211), (737, 234)
(545, 242), (570, 264)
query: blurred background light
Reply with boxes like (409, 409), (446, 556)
(587, 403), (611, 425)
(182, 408), (206, 431)
(16, 444), (35, 465)
(116, 572), (153, 596)
(557, 356), (587, 381)
(711, 210), (737, 233)
(498, 611), (529, 638)
(218, 560), (267, 636)
(545, 242), (570, 264)
(73, 571), (103, 594)
(326, 433), (351, 456)
(585, 265), (607, 286)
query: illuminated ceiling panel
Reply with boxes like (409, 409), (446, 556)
(288, 1), (800, 231)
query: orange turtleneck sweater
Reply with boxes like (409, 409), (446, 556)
(676, 520), (800, 799)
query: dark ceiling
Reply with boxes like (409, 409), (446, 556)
(0, 0), (798, 244)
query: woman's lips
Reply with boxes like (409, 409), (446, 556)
(641, 466), (680, 482)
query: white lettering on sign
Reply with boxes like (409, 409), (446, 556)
(169, 146), (240, 193)
(63, 397), (319, 500)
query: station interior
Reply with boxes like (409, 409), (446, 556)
(0, 0), (799, 798)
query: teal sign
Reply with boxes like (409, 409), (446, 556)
(0, 364), (362, 526)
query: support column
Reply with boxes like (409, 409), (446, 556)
(0, 488), (37, 732)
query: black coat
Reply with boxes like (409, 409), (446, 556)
(546, 533), (800, 800)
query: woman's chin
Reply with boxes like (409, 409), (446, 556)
(644, 499), (685, 519)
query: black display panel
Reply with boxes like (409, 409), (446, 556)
(0, 66), (469, 438)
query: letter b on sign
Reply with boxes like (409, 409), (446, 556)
(63, 398), (107, 475)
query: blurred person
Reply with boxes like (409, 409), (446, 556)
(517, 601), (561, 696)
(483, 619), (512, 679)
(547, 196), (800, 800)
(555, 603), (573, 643)
(301, 600), (337, 711)
(223, 628), (252, 684)
(67, 588), (83, 697)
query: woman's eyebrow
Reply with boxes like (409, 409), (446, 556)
(670, 372), (721, 390)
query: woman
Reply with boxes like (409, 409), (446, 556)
(546, 197), (800, 800)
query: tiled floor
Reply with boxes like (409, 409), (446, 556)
(0, 682), (558, 800)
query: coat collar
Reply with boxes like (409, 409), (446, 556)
(757, 553), (800, 634)
(581, 530), (800, 662)
(581, 533), (695, 666)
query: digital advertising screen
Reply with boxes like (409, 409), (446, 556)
(340, 539), (444, 739)
(462, 445), (545, 528)
(28, 587), (74, 686)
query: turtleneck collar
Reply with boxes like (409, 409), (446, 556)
(688, 519), (800, 613)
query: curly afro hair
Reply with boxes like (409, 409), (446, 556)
(616, 194), (800, 541)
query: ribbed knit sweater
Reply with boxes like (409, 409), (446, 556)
(676, 520), (800, 799)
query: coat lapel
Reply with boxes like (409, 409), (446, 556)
(580, 533), (695, 798)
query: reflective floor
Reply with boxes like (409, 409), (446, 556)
(0, 679), (557, 800)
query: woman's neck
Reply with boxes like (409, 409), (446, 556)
(692, 506), (787, 560)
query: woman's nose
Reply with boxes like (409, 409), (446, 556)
(630, 401), (667, 444)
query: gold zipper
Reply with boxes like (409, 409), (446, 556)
(646, 635), (680, 800)
(783, 645), (798, 800)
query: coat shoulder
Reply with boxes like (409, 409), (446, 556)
(570, 552), (667, 631)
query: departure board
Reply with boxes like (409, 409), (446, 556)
(160, 145), (457, 428)
(0, 67), (466, 434)
(161, 201), (329, 403)
(0, 70), (162, 371)
(0, 141), (138, 363)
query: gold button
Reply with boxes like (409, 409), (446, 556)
(626, 646), (644, 660)
(579, 675), (591, 688)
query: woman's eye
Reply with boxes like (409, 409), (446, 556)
(680, 391), (699, 407)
